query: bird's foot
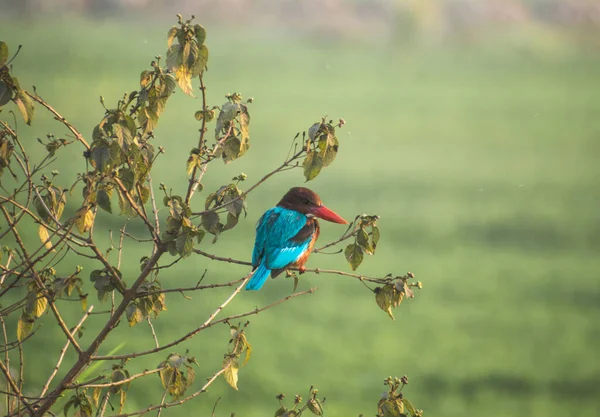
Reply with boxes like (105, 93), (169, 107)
(298, 266), (306, 274)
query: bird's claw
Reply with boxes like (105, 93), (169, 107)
(298, 266), (306, 274)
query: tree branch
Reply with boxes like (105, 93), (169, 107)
(26, 90), (91, 150)
(92, 286), (315, 362)
(39, 306), (94, 397)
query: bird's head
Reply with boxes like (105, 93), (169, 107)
(277, 187), (348, 224)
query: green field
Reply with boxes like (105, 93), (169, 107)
(1, 16), (599, 417)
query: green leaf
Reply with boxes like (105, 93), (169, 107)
(201, 211), (221, 235)
(321, 133), (339, 168)
(0, 41), (8, 66)
(371, 226), (380, 249)
(344, 243), (363, 271)
(192, 44), (209, 76)
(356, 229), (372, 254)
(176, 230), (194, 258)
(222, 136), (241, 164)
(13, 89), (34, 125)
(194, 24), (206, 45)
(375, 285), (395, 321)
(402, 399), (417, 417)
(223, 357), (239, 390)
(17, 313), (34, 341)
(91, 141), (110, 172)
(97, 189), (112, 213)
(0, 81), (12, 107)
(215, 102), (238, 139)
(302, 151), (323, 181)
(307, 398), (324, 415)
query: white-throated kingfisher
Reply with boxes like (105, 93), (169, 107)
(246, 187), (348, 290)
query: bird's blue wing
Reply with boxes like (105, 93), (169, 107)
(252, 207), (311, 269)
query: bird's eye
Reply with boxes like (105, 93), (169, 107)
(303, 198), (311, 205)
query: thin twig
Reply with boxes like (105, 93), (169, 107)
(67, 367), (164, 389)
(147, 317), (160, 348)
(185, 76), (208, 205)
(39, 306), (94, 397)
(108, 367), (228, 417)
(191, 149), (305, 217)
(0, 360), (34, 415)
(92, 286), (315, 362)
(26, 90), (90, 150)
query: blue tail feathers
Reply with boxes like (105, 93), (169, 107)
(246, 263), (270, 291)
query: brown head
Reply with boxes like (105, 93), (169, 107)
(277, 187), (348, 224)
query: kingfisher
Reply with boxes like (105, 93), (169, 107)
(246, 187), (348, 291)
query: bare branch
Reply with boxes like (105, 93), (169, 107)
(185, 75), (208, 204)
(25, 90), (91, 150)
(39, 306), (94, 397)
(191, 149), (305, 217)
(93, 286), (315, 361)
(108, 367), (228, 417)
(0, 359), (34, 415)
(67, 367), (163, 389)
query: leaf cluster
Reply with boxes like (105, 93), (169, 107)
(201, 181), (247, 242)
(273, 386), (326, 417)
(302, 119), (342, 181)
(157, 352), (199, 399)
(377, 376), (422, 417)
(91, 363), (131, 414)
(126, 279), (167, 327)
(374, 272), (422, 321)
(344, 214), (380, 270)
(166, 15), (208, 96)
(0, 41), (35, 125)
(222, 323), (252, 390)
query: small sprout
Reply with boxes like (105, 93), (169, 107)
(75, 265), (83, 273)
(276, 394), (285, 400)
(338, 118), (346, 127)
(401, 375), (409, 385)
(51, 170), (59, 176)
(416, 281), (423, 289)
(294, 395), (302, 404)
(407, 271), (415, 279)
(158, 146), (165, 154)
(246, 97), (254, 103)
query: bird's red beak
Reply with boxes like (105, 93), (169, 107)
(311, 205), (348, 224)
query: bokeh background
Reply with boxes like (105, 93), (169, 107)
(1, 0), (599, 416)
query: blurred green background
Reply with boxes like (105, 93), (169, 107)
(1, 1), (599, 416)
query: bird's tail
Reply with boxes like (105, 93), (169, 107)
(246, 262), (271, 291)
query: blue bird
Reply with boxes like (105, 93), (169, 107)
(246, 187), (348, 291)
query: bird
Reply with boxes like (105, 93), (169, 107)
(246, 187), (348, 291)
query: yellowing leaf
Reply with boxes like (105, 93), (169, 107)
(223, 357), (239, 390)
(126, 303), (143, 327)
(75, 206), (95, 234)
(17, 313), (33, 341)
(38, 224), (53, 251)
(167, 27), (179, 48)
(31, 294), (48, 318)
(0, 41), (8, 66)
(14, 89), (34, 125)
